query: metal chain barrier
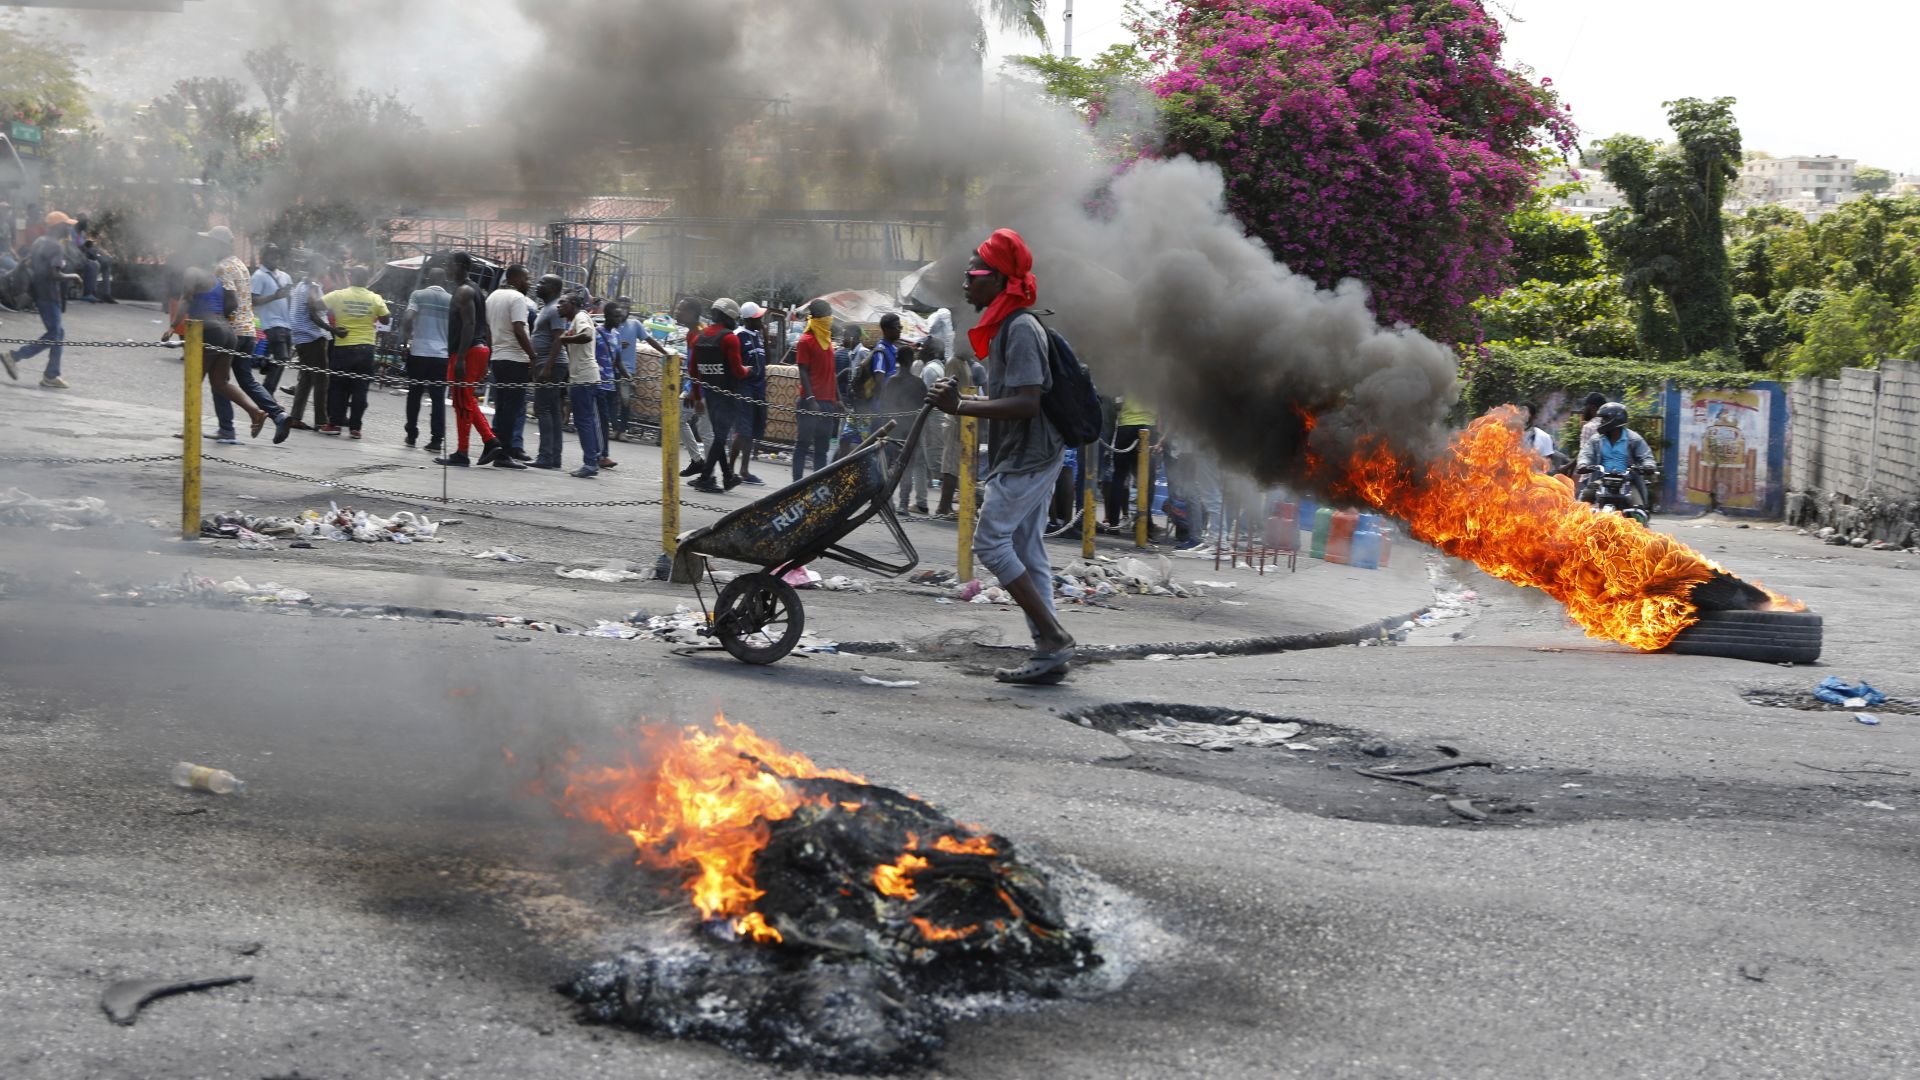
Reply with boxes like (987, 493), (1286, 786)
(0, 450), (729, 513)
(0, 335), (929, 420)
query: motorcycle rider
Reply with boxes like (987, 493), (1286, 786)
(1576, 402), (1654, 509)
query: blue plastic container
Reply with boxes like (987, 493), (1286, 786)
(1351, 521), (1382, 570)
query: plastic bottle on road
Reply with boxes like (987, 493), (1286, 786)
(172, 762), (247, 795)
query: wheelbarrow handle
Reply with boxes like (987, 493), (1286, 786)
(881, 404), (939, 494)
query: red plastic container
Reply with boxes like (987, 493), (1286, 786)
(1326, 508), (1358, 564)
(1265, 502), (1298, 551)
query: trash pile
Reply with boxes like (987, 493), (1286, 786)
(911, 556), (1198, 607)
(780, 566), (874, 593)
(1, 488), (116, 530)
(293, 504), (441, 544)
(201, 511), (298, 549)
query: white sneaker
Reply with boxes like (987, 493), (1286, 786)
(40, 375), (69, 389)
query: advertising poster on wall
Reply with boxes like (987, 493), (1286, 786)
(1680, 389), (1770, 509)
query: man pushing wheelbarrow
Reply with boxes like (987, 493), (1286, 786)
(674, 228), (1089, 683)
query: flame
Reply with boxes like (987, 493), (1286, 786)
(933, 834), (998, 856)
(873, 853), (930, 900)
(910, 917), (980, 942)
(554, 716), (861, 943)
(1323, 410), (1803, 651)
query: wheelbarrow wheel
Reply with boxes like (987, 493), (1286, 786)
(713, 572), (806, 665)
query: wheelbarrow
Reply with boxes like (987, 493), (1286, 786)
(671, 404), (938, 664)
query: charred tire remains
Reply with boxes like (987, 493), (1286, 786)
(1665, 609), (1823, 665)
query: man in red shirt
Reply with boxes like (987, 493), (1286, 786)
(687, 298), (751, 493)
(791, 297), (839, 479)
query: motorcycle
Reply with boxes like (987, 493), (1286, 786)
(1579, 465), (1656, 526)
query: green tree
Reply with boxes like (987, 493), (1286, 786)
(1592, 97), (1744, 359)
(1472, 180), (1637, 356)
(1008, 42), (1153, 117)
(0, 16), (90, 129)
(1785, 284), (1901, 377)
(1856, 166), (1894, 195)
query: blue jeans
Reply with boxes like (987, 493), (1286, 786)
(597, 388), (619, 447)
(492, 370), (527, 453)
(231, 336), (282, 417)
(534, 382), (566, 466)
(568, 384), (602, 473)
(15, 298), (64, 377)
(791, 406), (834, 480)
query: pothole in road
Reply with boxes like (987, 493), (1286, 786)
(1064, 702), (1913, 829)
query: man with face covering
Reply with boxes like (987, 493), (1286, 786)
(926, 228), (1074, 685)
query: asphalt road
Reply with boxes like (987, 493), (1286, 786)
(3, 303), (1918, 1079)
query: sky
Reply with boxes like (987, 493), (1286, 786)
(989, 1), (1920, 174)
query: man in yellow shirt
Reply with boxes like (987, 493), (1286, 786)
(321, 266), (390, 439)
(1105, 394), (1157, 532)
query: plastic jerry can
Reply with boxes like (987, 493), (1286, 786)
(1309, 506), (1333, 560)
(1326, 509), (1359, 564)
(1266, 502), (1298, 551)
(1351, 520), (1381, 570)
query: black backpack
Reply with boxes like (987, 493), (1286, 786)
(997, 311), (1103, 447)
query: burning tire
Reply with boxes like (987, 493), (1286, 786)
(713, 572), (805, 664)
(1665, 609), (1822, 665)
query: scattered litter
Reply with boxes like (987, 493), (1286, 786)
(813, 575), (874, 593)
(782, 567), (821, 588)
(496, 634), (533, 643)
(171, 762), (246, 795)
(581, 621), (643, 639)
(292, 503), (439, 544)
(473, 549), (527, 562)
(1052, 556), (1191, 601)
(1858, 799), (1897, 811)
(556, 564), (644, 583)
(1143, 651), (1221, 661)
(101, 572), (314, 608)
(1813, 677), (1886, 707)
(859, 676), (920, 689)
(909, 568), (958, 587)
(1855, 714), (1881, 726)
(1190, 581), (1237, 589)
(1, 488), (117, 529)
(1445, 797), (1490, 822)
(101, 975), (254, 1026)
(1219, 599), (1248, 606)
(969, 586), (1013, 605)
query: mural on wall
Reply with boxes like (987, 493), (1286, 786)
(1680, 389), (1769, 509)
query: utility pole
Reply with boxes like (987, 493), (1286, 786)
(1063, 0), (1074, 58)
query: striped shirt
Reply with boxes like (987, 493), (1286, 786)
(290, 280), (328, 345)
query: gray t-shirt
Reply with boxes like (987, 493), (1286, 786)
(530, 300), (567, 376)
(985, 311), (1062, 479)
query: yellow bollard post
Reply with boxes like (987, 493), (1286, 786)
(957, 414), (978, 581)
(181, 320), (203, 541)
(1080, 441), (1096, 559)
(1134, 432), (1150, 549)
(660, 347), (681, 558)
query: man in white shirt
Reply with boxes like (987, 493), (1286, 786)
(249, 243), (294, 394)
(558, 292), (603, 478)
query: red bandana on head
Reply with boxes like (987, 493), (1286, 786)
(967, 228), (1038, 362)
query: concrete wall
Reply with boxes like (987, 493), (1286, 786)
(1786, 359), (1920, 546)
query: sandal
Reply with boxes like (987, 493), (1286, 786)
(994, 645), (1076, 685)
(250, 413), (268, 438)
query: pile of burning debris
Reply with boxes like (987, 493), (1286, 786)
(551, 719), (1103, 1073)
